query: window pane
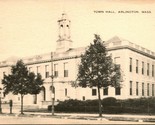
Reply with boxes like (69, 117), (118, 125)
(103, 87), (108, 95)
(152, 65), (154, 77)
(142, 62), (144, 75)
(45, 65), (49, 78)
(136, 82), (138, 96)
(115, 87), (121, 95)
(54, 64), (58, 77)
(64, 70), (68, 77)
(147, 83), (149, 96)
(65, 88), (67, 96)
(152, 84), (154, 96)
(37, 66), (41, 74)
(136, 60), (138, 73)
(64, 63), (68, 77)
(129, 58), (132, 72)
(130, 81), (132, 95)
(92, 89), (96, 96)
(142, 83), (144, 96)
(147, 63), (149, 76)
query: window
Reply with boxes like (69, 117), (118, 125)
(54, 64), (58, 77)
(29, 67), (32, 72)
(129, 58), (132, 72)
(152, 84), (154, 96)
(142, 83), (144, 96)
(83, 96), (85, 101)
(136, 82), (138, 96)
(147, 83), (149, 96)
(136, 60), (138, 73)
(65, 88), (67, 96)
(3, 72), (5, 78)
(64, 70), (68, 77)
(92, 89), (97, 96)
(147, 63), (149, 76)
(41, 87), (46, 101)
(103, 87), (108, 95)
(115, 87), (121, 95)
(130, 81), (132, 95)
(142, 62), (144, 75)
(152, 65), (154, 77)
(64, 63), (68, 77)
(3, 92), (6, 98)
(114, 57), (121, 71)
(45, 65), (49, 78)
(116, 64), (120, 69)
(37, 66), (41, 75)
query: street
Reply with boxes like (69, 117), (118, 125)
(0, 115), (154, 124)
(1, 105), (155, 124)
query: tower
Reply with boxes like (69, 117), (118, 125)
(56, 13), (73, 53)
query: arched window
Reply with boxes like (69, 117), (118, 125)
(60, 25), (63, 27)
(41, 87), (46, 101)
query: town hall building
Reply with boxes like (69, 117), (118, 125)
(0, 13), (155, 107)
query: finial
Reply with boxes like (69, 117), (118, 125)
(61, 12), (68, 20)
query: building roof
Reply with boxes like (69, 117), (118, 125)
(105, 36), (128, 44)
(0, 36), (155, 67)
(5, 56), (18, 62)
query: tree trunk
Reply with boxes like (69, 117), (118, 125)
(97, 86), (102, 117)
(21, 94), (24, 114)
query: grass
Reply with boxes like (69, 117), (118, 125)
(23, 108), (49, 113)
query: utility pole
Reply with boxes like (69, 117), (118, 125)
(51, 52), (55, 116)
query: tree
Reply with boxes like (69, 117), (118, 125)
(77, 34), (122, 117)
(2, 60), (44, 114)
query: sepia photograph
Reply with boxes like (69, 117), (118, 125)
(0, 0), (155, 124)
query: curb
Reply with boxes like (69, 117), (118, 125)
(0, 113), (155, 123)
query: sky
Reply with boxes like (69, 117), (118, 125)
(0, 0), (155, 61)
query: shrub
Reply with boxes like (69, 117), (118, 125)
(48, 97), (155, 114)
(101, 97), (117, 107)
(84, 99), (98, 106)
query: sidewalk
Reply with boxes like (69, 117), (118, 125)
(25, 112), (155, 122)
(1, 109), (155, 123)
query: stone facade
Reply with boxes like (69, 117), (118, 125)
(0, 13), (155, 107)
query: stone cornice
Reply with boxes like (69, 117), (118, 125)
(0, 65), (10, 68)
(26, 55), (80, 65)
(108, 45), (155, 60)
(30, 45), (155, 66)
(1, 45), (154, 68)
